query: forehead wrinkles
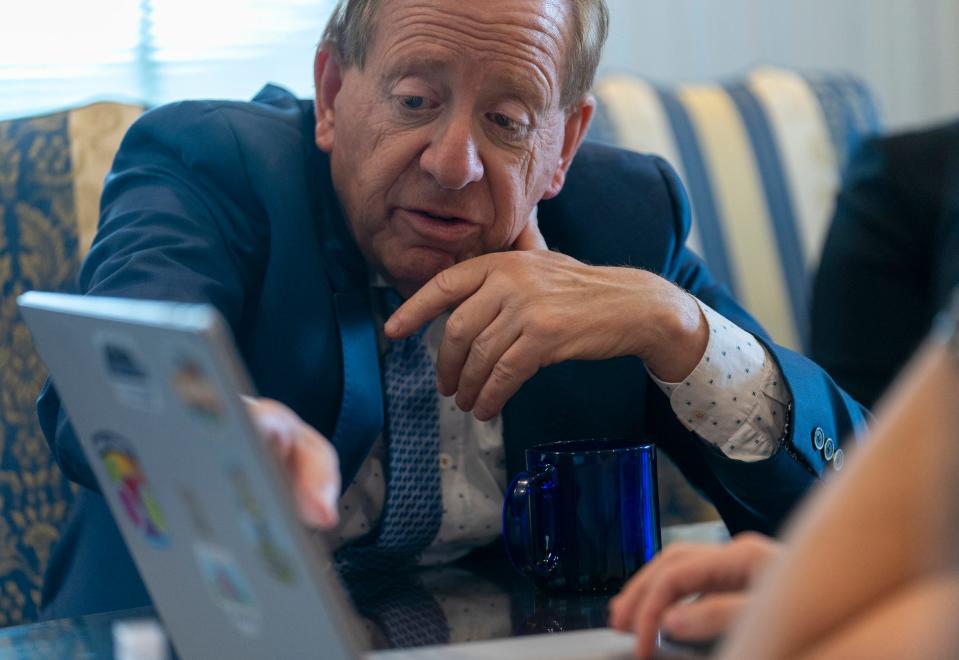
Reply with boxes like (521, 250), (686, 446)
(375, 2), (568, 102)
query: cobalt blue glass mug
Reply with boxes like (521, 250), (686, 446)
(503, 439), (661, 592)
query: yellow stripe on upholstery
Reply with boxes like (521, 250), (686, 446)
(678, 85), (799, 350)
(67, 103), (142, 257)
(594, 75), (703, 257)
(748, 68), (840, 272)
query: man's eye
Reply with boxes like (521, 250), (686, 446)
(490, 112), (517, 130)
(401, 95), (427, 109)
(488, 112), (528, 139)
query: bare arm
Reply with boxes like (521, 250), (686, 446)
(719, 339), (959, 659)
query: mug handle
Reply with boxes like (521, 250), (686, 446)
(502, 465), (559, 579)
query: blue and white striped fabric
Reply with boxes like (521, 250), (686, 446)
(589, 67), (880, 353)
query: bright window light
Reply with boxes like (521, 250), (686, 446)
(0, 0), (335, 119)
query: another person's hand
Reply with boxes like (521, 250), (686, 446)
(608, 532), (780, 658)
(385, 249), (707, 421)
(245, 396), (340, 529)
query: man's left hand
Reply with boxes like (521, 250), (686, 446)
(385, 250), (708, 421)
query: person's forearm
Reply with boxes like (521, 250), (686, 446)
(719, 340), (959, 659)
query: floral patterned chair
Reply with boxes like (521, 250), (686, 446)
(0, 103), (141, 624)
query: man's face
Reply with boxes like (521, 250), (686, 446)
(315, 0), (584, 295)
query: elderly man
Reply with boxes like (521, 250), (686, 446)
(37, 0), (865, 619)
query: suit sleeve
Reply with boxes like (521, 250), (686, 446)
(37, 102), (270, 491)
(648, 156), (870, 534)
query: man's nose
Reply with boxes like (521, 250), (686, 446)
(420, 114), (484, 190)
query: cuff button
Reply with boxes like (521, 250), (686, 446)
(832, 448), (845, 471)
(823, 438), (835, 461)
(812, 426), (826, 451)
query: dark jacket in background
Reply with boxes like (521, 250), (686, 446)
(812, 120), (959, 408)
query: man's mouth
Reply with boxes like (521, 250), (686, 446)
(398, 207), (481, 244)
(412, 207), (470, 223)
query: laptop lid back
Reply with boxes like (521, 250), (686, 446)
(19, 292), (366, 660)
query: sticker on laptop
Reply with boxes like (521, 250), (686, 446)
(179, 487), (216, 539)
(94, 334), (162, 413)
(93, 431), (169, 547)
(228, 466), (297, 585)
(193, 541), (263, 638)
(170, 355), (225, 421)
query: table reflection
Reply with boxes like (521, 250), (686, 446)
(342, 548), (616, 651)
(0, 523), (726, 658)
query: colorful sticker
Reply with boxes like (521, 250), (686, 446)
(170, 356), (224, 421)
(93, 432), (169, 547)
(193, 541), (263, 638)
(228, 467), (297, 585)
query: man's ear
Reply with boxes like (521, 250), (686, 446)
(314, 46), (344, 153)
(542, 95), (595, 200)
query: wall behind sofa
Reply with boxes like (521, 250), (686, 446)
(2, 0), (957, 130)
(600, 0), (959, 130)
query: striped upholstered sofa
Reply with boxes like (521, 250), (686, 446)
(589, 66), (880, 352)
(0, 67), (878, 623)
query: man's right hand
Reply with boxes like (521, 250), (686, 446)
(608, 532), (780, 658)
(245, 397), (340, 529)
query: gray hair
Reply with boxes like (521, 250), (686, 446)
(321, 0), (609, 109)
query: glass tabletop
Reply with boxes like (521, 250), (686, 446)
(0, 522), (726, 659)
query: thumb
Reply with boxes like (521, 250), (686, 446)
(511, 206), (548, 251)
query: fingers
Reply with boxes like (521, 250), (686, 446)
(609, 544), (694, 630)
(246, 397), (341, 529)
(390, 250), (596, 419)
(607, 543), (748, 658)
(386, 259), (490, 339)
(630, 554), (722, 658)
(451, 314), (521, 412)
(287, 425), (341, 529)
(662, 592), (748, 643)
(471, 336), (540, 420)
(433, 280), (541, 419)
(434, 286), (504, 397)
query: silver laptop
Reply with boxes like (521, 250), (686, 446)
(19, 291), (637, 660)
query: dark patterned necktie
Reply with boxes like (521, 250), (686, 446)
(336, 291), (443, 571)
(375, 320), (443, 554)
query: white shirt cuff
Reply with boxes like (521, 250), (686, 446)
(648, 299), (791, 462)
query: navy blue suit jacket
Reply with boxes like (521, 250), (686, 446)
(38, 86), (867, 618)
